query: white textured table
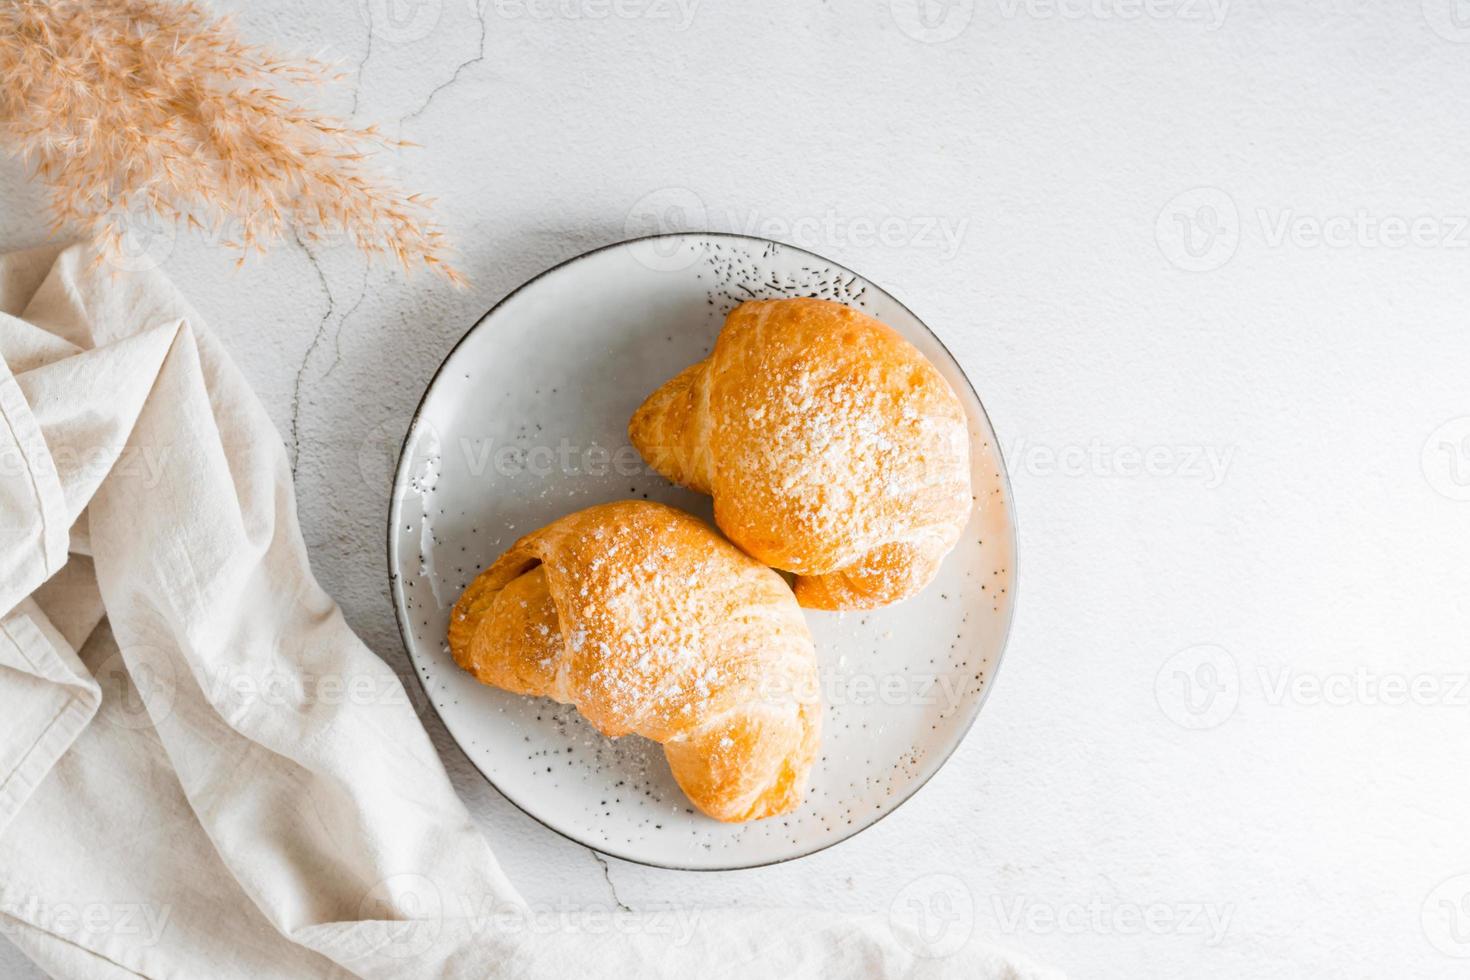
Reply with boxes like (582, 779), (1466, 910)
(4, 2), (1470, 976)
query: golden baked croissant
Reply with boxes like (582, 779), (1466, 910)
(629, 297), (972, 610)
(448, 500), (821, 822)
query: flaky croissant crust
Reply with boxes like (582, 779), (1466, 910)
(448, 501), (821, 823)
(630, 298), (973, 610)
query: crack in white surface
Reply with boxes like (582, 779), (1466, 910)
(590, 850), (632, 913)
(290, 231), (334, 478)
(350, 3), (374, 118)
(398, 0), (489, 128)
(323, 265), (369, 383)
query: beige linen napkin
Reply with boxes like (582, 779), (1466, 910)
(0, 242), (1053, 979)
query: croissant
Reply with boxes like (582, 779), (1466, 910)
(629, 297), (973, 610)
(448, 500), (821, 822)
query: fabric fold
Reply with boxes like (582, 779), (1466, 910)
(16, 320), (181, 525)
(0, 355), (69, 618)
(0, 599), (100, 832)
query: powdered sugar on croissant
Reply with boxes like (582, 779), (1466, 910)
(448, 501), (820, 822)
(630, 298), (972, 610)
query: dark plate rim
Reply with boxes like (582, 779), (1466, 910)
(386, 230), (1019, 872)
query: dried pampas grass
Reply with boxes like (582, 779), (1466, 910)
(0, 0), (464, 283)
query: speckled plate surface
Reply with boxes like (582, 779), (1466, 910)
(388, 233), (1015, 870)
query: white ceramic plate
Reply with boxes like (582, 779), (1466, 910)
(389, 233), (1016, 870)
